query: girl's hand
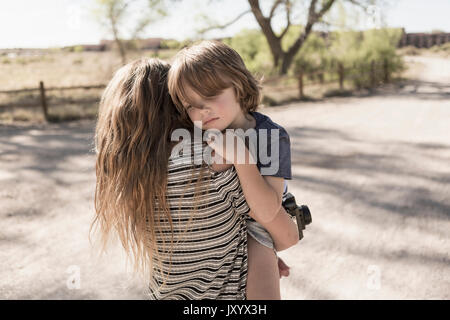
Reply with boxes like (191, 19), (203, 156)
(205, 130), (256, 165)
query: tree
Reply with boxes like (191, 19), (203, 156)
(223, 29), (273, 75)
(93, 0), (172, 65)
(291, 30), (328, 98)
(201, 0), (379, 75)
(356, 28), (404, 87)
(324, 28), (403, 90)
(327, 30), (361, 89)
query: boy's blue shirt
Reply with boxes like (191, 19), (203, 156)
(248, 111), (292, 180)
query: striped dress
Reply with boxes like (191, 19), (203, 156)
(147, 141), (249, 299)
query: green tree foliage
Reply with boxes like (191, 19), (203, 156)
(288, 26), (329, 98)
(223, 29), (274, 76)
(160, 39), (181, 50)
(327, 30), (363, 88)
(226, 26), (404, 94)
(73, 45), (85, 53)
(329, 28), (404, 88)
(290, 28), (328, 77)
(160, 39), (194, 50)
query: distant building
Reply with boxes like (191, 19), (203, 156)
(61, 44), (106, 52)
(398, 29), (450, 48)
(99, 38), (163, 50)
(0, 48), (47, 56)
(99, 39), (116, 51)
(79, 44), (106, 52)
(138, 38), (164, 50)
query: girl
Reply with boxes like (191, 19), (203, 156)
(168, 40), (299, 299)
(91, 58), (252, 299)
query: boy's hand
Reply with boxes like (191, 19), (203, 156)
(205, 130), (256, 165)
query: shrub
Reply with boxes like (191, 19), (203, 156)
(73, 45), (84, 53)
(224, 29), (274, 76)
(160, 39), (181, 50)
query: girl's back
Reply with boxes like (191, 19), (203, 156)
(148, 141), (249, 300)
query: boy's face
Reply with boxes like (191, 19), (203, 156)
(180, 86), (243, 131)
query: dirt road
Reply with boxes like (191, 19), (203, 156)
(1, 56), (449, 299)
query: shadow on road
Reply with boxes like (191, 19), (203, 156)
(288, 126), (450, 223)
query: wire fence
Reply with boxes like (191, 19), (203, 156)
(0, 82), (106, 121)
(0, 58), (397, 121)
(263, 58), (397, 100)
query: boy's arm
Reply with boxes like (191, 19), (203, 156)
(247, 176), (299, 251)
(235, 162), (299, 250)
(234, 159), (282, 223)
(208, 132), (289, 225)
(254, 206), (299, 252)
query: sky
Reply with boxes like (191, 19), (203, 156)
(1, 0), (450, 49)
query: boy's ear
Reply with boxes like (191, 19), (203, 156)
(232, 86), (241, 103)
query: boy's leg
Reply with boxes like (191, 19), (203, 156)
(246, 234), (280, 300)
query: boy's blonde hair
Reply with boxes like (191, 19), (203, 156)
(168, 40), (261, 121)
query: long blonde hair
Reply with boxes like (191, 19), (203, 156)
(90, 58), (195, 280)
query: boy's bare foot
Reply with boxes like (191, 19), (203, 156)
(278, 257), (290, 278)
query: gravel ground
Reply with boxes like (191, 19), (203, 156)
(0, 56), (449, 299)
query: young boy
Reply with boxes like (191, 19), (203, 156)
(168, 40), (299, 299)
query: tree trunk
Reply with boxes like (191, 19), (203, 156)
(248, 0), (284, 70)
(280, 50), (296, 75)
(113, 32), (127, 66)
(110, 14), (127, 65)
(247, 0), (337, 75)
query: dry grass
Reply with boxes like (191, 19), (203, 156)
(0, 49), (177, 123)
(262, 81), (358, 106)
(0, 44), (448, 122)
(0, 49), (175, 90)
(396, 43), (450, 59)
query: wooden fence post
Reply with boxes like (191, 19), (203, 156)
(370, 60), (376, 89)
(39, 81), (49, 121)
(383, 58), (390, 83)
(298, 70), (304, 99)
(318, 72), (324, 84)
(338, 63), (345, 90)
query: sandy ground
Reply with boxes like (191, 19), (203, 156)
(1, 56), (449, 299)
